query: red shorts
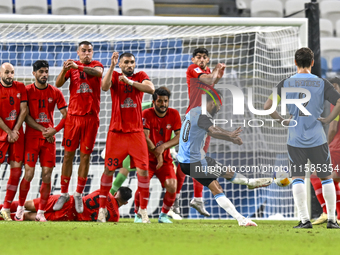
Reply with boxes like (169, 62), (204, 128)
(105, 131), (148, 171)
(62, 114), (99, 154)
(0, 129), (24, 164)
(24, 137), (56, 168)
(331, 149), (340, 176)
(33, 195), (77, 221)
(149, 161), (176, 188)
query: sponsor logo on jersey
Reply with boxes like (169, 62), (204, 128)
(194, 67), (202, 74)
(17, 93), (21, 98)
(77, 83), (93, 94)
(35, 112), (50, 123)
(142, 118), (146, 126)
(121, 97), (137, 108)
(5, 110), (17, 121)
(166, 124), (171, 130)
(48, 97), (53, 103)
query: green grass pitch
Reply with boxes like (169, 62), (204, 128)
(0, 219), (337, 255)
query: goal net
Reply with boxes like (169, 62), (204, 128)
(0, 16), (307, 220)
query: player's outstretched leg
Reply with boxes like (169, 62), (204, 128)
(189, 197), (210, 217)
(220, 169), (272, 189)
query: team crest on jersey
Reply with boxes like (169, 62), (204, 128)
(5, 110), (17, 121)
(36, 112), (50, 123)
(48, 97), (53, 103)
(121, 97), (137, 108)
(77, 83), (93, 94)
(142, 118), (146, 126)
(194, 67), (202, 74)
(166, 124), (172, 130)
(17, 93), (21, 98)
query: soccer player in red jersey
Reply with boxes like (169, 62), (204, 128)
(54, 41), (104, 214)
(133, 87), (181, 223)
(175, 48), (226, 217)
(14, 60), (68, 222)
(0, 187), (132, 222)
(0, 63), (28, 221)
(98, 52), (155, 223)
(311, 76), (340, 225)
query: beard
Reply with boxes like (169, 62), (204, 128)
(155, 105), (168, 114)
(122, 69), (134, 77)
(37, 78), (47, 84)
(2, 78), (12, 86)
(211, 105), (219, 117)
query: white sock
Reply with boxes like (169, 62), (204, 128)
(37, 210), (45, 214)
(322, 178), (336, 223)
(194, 197), (203, 202)
(61, 193), (68, 197)
(17, 205), (24, 210)
(214, 193), (243, 221)
(1, 208), (9, 212)
(176, 193), (180, 200)
(74, 192), (81, 196)
(292, 179), (310, 224)
(229, 172), (248, 186)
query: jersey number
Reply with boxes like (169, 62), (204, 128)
(107, 158), (119, 167)
(9, 96), (14, 105)
(182, 120), (191, 142)
(79, 71), (87, 80)
(124, 85), (133, 93)
(159, 128), (163, 136)
(39, 99), (45, 108)
(26, 153), (35, 162)
(0, 151), (3, 159)
(85, 195), (110, 221)
(298, 93), (309, 117)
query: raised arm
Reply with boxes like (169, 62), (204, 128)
(199, 63), (226, 86)
(208, 126), (243, 145)
(55, 60), (72, 88)
(66, 60), (103, 78)
(119, 76), (155, 95)
(102, 52), (119, 92)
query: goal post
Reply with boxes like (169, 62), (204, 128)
(0, 15), (308, 219)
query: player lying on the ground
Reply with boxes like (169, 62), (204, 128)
(264, 47), (340, 229)
(177, 89), (272, 226)
(0, 187), (132, 222)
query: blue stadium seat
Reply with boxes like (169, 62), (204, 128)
(150, 39), (182, 55)
(321, 57), (328, 78)
(21, 52), (55, 67)
(0, 51), (21, 66)
(135, 53), (163, 68)
(332, 56), (340, 73)
(7, 43), (39, 52)
(93, 51), (112, 67)
(56, 52), (78, 66)
(113, 40), (146, 53)
(41, 33), (76, 52)
(5, 32), (39, 52)
(162, 54), (191, 69)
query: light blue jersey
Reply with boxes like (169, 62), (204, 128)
(177, 107), (213, 163)
(278, 73), (339, 148)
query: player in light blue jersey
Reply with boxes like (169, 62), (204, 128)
(264, 47), (340, 229)
(178, 89), (273, 226)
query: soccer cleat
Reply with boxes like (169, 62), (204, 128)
(293, 221), (313, 229)
(238, 217), (257, 227)
(74, 193), (84, 213)
(35, 213), (47, 222)
(97, 208), (107, 223)
(312, 213), (328, 225)
(0, 209), (12, 221)
(189, 198), (210, 217)
(168, 209), (183, 220)
(158, 213), (173, 223)
(139, 208), (151, 223)
(327, 220), (340, 229)
(172, 198), (180, 215)
(14, 207), (25, 221)
(53, 193), (70, 211)
(134, 213), (143, 223)
(247, 178), (273, 189)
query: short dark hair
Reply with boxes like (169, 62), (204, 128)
(295, 47), (314, 68)
(206, 89), (223, 103)
(193, 48), (209, 58)
(117, 186), (132, 202)
(152, 86), (171, 101)
(33, 60), (49, 72)
(119, 52), (135, 61)
(78, 41), (93, 47)
(329, 77), (340, 85)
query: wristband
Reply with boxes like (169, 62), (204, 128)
(127, 79), (134, 86)
(54, 118), (66, 132)
(78, 65), (84, 72)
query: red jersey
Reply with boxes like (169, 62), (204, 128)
(109, 71), (150, 133)
(143, 108), (181, 164)
(78, 190), (120, 222)
(329, 104), (340, 152)
(186, 64), (212, 114)
(0, 81), (27, 141)
(26, 83), (67, 138)
(65, 60), (103, 117)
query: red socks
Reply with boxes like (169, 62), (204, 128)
(76, 177), (87, 194)
(334, 181), (340, 219)
(161, 191), (176, 214)
(3, 167), (22, 209)
(311, 175), (327, 213)
(18, 178), (30, 206)
(176, 164), (186, 195)
(137, 174), (149, 210)
(39, 182), (51, 211)
(134, 189), (140, 214)
(60, 175), (71, 194)
(99, 173), (113, 209)
(193, 178), (203, 198)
